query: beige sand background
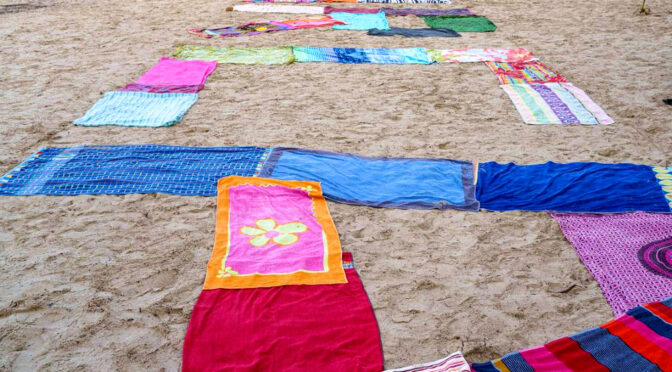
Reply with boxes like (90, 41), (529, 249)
(0, 0), (671, 370)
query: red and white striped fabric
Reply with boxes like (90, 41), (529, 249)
(385, 351), (471, 372)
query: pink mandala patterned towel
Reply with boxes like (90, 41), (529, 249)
(551, 212), (672, 316)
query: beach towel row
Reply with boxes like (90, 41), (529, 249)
(1, 145), (669, 213)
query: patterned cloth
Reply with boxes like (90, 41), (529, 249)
(550, 212), (672, 316)
(653, 167), (672, 210)
(174, 45), (295, 65)
(0, 145), (270, 196)
(259, 148), (479, 211)
(433, 48), (537, 63)
(232, 4), (325, 13)
(324, 6), (381, 13)
(471, 297), (672, 372)
(188, 16), (342, 38)
(117, 83), (204, 93)
(485, 61), (567, 84)
(134, 57), (217, 85)
(357, 0), (451, 3)
(330, 11), (390, 30)
(292, 46), (432, 64)
(244, 0), (318, 3)
(204, 176), (346, 289)
(421, 16), (496, 32)
(368, 27), (460, 37)
(382, 7), (475, 16)
(384, 351), (471, 371)
(73, 91), (198, 127)
(501, 83), (613, 125)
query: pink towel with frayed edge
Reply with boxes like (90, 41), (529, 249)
(135, 57), (217, 86)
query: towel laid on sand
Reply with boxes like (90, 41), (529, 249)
(368, 27), (460, 37)
(551, 212), (672, 316)
(471, 297), (672, 372)
(182, 252), (383, 372)
(118, 83), (204, 94)
(204, 176), (346, 289)
(0, 145), (270, 196)
(382, 7), (475, 16)
(174, 45), (295, 65)
(330, 11), (390, 30)
(430, 48), (537, 63)
(384, 352), (471, 371)
(188, 16), (343, 38)
(421, 16), (496, 32)
(258, 147), (478, 211)
(135, 57), (217, 86)
(324, 6), (381, 13)
(653, 166), (672, 209)
(292, 46), (432, 64)
(232, 4), (325, 13)
(73, 91), (198, 127)
(476, 161), (670, 212)
(357, 0), (450, 3)
(485, 61), (566, 84)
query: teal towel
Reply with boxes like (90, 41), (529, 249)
(331, 12), (390, 30)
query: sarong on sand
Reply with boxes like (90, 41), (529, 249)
(188, 16), (342, 38)
(233, 4), (326, 14)
(324, 6), (381, 14)
(430, 48), (537, 63)
(134, 57), (217, 86)
(384, 351), (471, 371)
(204, 176), (346, 289)
(291, 46), (432, 64)
(330, 11), (390, 30)
(421, 16), (496, 32)
(258, 147), (479, 211)
(73, 91), (198, 127)
(551, 212), (672, 316)
(485, 61), (566, 85)
(476, 161), (671, 213)
(174, 45), (295, 65)
(471, 297), (672, 372)
(368, 27), (460, 37)
(0, 145), (270, 196)
(182, 252), (384, 372)
(357, 0), (450, 4)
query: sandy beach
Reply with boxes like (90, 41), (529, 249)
(0, 0), (671, 370)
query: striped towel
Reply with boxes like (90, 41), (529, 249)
(292, 46), (432, 64)
(385, 351), (471, 371)
(485, 61), (566, 85)
(500, 83), (613, 125)
(73, 91), (198, 127)
(471, 297), (672, 371)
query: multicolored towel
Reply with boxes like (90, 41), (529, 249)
(324, 6), (381, 13)
(73, 91), (198, 127)
(357, 0), (451, 3)
(330, 11), (390, 30)
(431, 48), (537, 63)
(485, 61), (567, 84)
(385, 352), (471, 371)
(188, 16), (342, 38)
(182, 252), (383, 371)
(244, 0), (318, 3)
(174, 45), (295, 65)
(0, 145), (270, 196)
(421, 16), (496, 32)
(204, 176), (346, 289)
(258, 148), (479, 211)
(368, 27), (460, 37)
(232, 4), (326, 13)
(134, 57), (217, 86)
(117, 83), (204, 94)
(471, 297), (672, 371)
(654, 167), (672, 209)
(550, 212), (672, 316)
(382, 7), (475, 16)
(476, 161), (671, 213)
(292, 46), (432, 64)
(501, 83), (613, 124)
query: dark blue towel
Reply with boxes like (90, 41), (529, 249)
(476, 161), (670, 212)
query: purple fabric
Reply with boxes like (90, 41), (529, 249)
(529, 83), (579, 124)
(551, 212), (672, 316)
(382, 7), (476, 17)
(118, 83), (204, 94)
(324, 6), (381, 14)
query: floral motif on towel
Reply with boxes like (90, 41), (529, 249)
(240, 218), (308, 247)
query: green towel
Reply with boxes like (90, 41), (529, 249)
(420, 16), (496, 32)
(174, 45), (295, 65)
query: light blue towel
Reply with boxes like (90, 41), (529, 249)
(331, 12), (390, 30)
(74, 91), (198, 127)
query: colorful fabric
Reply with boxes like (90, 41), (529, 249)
(174, 45), (295, 65)
(357, 0), (451, 3)
(117, 83), (204, 93)
(653, 167), (672, 210)
(244, 0), (318, 3)
(550, 212), (672, 316)
(471, 297), (672, 372)
(485, 61), (567, 84)
(384, 351), (471, 371)
(291, 46), (432, 64)
(368, 27), (460, 37)
(73, 91), (198, 127)
(204, 176), (346, 289)
(330, 11), (390, 30)
(188, 16), (342, 38)
(421, 16), (496, 32)
(134, 57), (217, 86)
(476, 161), (671, 213)
(382, 7), (475, 16)
(258, 148), (478, 211)
(0, 145), (270, 196)
(324, 6), (381, 13)
(232, 4), (325, 13)
(435, 48), (537, 63)
(501, 83), (613, 125)
(182, 252), (383, 371)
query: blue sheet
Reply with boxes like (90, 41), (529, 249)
(330, 12), (390, 31)
(476, 161), (670, 212)
(258, 148), (478, 211)
(0, 145), (270, 196)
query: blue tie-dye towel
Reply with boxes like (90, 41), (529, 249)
(292, 46), (433, 64)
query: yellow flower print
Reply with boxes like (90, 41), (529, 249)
(240, 218), (308, 247)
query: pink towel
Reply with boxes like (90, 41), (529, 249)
(135, 57), (217, 86)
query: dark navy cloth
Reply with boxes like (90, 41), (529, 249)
(259, 148), (478, 211)
(476, 161), (669, 212)
(368, 27), (460, 37)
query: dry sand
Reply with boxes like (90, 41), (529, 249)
(0, 0), (671, 370)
